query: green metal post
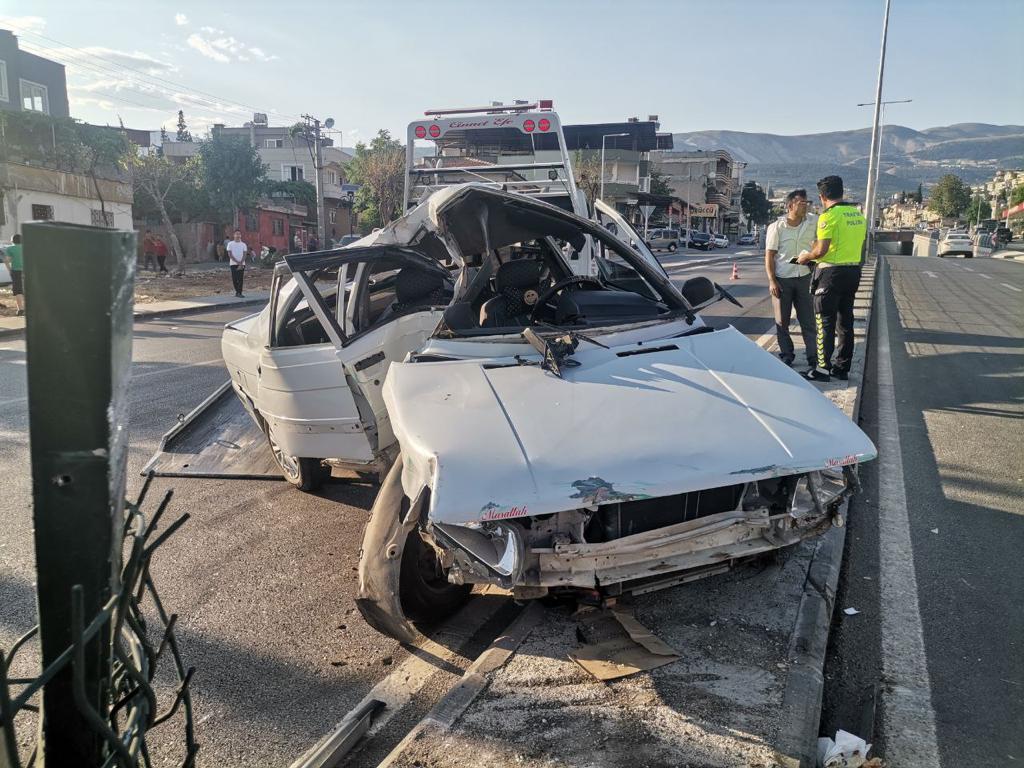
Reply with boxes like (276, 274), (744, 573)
(23, 222), (135, 766)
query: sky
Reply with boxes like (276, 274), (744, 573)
(3, 0), (1023, 144)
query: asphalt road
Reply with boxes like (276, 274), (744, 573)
(0, 247), (779, 766)
(821, 254), (1024, 766)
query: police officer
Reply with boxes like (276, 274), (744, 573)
(796, 175), (866, 382)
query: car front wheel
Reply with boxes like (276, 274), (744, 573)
(668, 242), (677, 252)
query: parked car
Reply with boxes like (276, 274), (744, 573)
(938, 231), (973, 257)
(711, 233), (729, 248)
(152, 184), (876, 641)
(336, 234), (362, 247)
(737, 232), (757, 246)
(994, 226), (1012, 245)
(687, 232), (712, 250)
(646, 228), (682, 252)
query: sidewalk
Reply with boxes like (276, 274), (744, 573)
(383, 259), (879, 768)
(0, 290), (269, 340)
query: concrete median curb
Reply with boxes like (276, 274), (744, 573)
(775, 255), (879, 766)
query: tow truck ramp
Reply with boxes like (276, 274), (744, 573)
(142, 381), (280, 479)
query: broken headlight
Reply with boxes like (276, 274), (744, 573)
(432, 521), (525, 588)
(790, 469), (849, 520)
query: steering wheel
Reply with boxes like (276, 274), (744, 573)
(529, 276), (604, 321)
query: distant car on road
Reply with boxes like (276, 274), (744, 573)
(646, 228), (682, 252)
(336, 234), (362, 247)
(711, 233), (729, 248)
(737, 232), (757, 246)
(938, 231), (973, 257)
(687, 232), (712, 250)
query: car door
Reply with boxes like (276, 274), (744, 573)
(282, 246), (454, 457)
(256, 261), (376, 465)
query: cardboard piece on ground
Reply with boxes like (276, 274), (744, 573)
(569, 606), (680, 681)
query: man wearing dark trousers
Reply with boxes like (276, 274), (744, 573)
(226, 229), (249, 298)
(797, 175), (866, 382)
(764, 189), (817, 368)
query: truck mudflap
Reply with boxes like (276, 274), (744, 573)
(141, 381), (280, 479)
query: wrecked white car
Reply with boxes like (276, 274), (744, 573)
(146, 183), (876, 642)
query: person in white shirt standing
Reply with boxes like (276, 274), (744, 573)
(764, 189), (817, 368)
(226, 229), (249, 298)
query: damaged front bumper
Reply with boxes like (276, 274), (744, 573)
(431, 468), (856, 594)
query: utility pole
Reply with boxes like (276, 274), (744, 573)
(863, 0), (892, 244)
(302, 114), (330, 247)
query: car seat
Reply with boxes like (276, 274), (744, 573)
(478, 260), (545, 327)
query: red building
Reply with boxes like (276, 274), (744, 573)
(235, 200), (309, 256)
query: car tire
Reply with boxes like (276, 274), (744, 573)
(668, 242), (677, 252)
(399, 528), (471, 623)
(265, 422), (328, 492)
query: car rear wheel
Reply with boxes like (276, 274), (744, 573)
(265, 423), (328, 492)
(668, 242), (677, 252)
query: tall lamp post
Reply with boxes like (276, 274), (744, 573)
(600, 133), (630, 202)
(863, 0), (892, 246)
(858, 98), (912, 229)
(301, 113), (334, 247)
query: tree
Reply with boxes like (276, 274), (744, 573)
(648, 167), (673, 197)
(176, 110), (192, 142)
(740, 181), (771, 227)
(1012, 184), (1024, 207)
(573, 150), (602, 208)
(126, 154), (192, 272)
(196, 134), (267, 225)
(965, 196), (991, 224)
(915, 183), (923, 203)
(75, 123), (132, 223)
(927, 174), (972, 219)
(344, 130), (406, 231)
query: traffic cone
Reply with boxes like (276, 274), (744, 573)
(730, 261), (740, 281)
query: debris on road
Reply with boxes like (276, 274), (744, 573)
(569, 606), (680, 681)
(817, 729), (874, 767)
(843, 607), (860, 616)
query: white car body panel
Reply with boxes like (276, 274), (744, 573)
(385, 325), (877, 526)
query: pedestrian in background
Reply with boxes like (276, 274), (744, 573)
(142, 229), (158, 271)
(292, 233), (302, 254)
(764, 189), (817, 368)
(308, 234), (319, 252)
(226, 229), (248, 298)
(154, 235), (170, 274)
(797, 175), (867, 382)
(4, 234), (24, 317)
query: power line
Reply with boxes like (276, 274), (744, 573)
(10, 25), (305, 125)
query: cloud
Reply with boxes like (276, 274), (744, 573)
(60, 46), (178, 77)
(175, 13), (188, 26)
(186, 33), (229, 63)
(0, 15), (47, 33)
(185, 28), (278, 63)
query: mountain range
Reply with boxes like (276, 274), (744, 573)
(670, 123), (1024, 196)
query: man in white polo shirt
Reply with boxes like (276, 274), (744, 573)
(764, 189), (817, 368)
(226, 229), (249, 298)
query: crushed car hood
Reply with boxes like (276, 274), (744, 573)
(385, 326), (877, 525)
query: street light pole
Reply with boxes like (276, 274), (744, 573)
(863, 0), (892, 243)
(600, 133), (629, 202)
(302, 113), (332, 248)
(858, 98), (911, 230)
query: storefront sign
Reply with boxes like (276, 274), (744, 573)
(689, 204), (718, 217)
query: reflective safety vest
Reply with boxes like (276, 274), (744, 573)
(816, 202), (866, 265)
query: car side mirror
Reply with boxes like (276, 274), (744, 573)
(680, 276), (716, 306)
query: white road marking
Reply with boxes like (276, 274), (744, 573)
(1000, 282), (1022, 292)
(980, 274), (993, 280)
(962, 266), (974, 272)
(876, 259), (941, 766)
(923, 271), (938, 278)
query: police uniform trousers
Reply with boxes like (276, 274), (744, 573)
(811, 264), (861, 374)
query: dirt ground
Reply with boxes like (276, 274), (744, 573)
(0, 264), (276, 316)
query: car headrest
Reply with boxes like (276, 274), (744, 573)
(395, 267), (446, 305)
(494, 260), (543, 291)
